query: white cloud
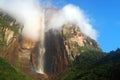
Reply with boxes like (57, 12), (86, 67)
(0, 0), (43, 41)
(47, 4), (97, 40)
(0, 1), (97, 40)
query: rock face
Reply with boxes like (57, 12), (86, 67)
(44, 29), (68, 76)
(5, 36), (32, 69)
(4, 36), (49, 80)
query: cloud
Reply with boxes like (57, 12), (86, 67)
(0, 0), (43, 41)
(47, 4), (97, 40)
(0, 0), (97, 41)
(62, 4), (97, 40)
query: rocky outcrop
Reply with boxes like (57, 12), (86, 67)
(62, 24), (101, 61)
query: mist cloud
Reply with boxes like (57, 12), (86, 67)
(48, 4), (97, 40)
(0, 0), (43, 41)
(0, 0), (97, 40)
(63, 4), (97, 40)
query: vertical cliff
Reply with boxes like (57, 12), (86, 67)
(44, 29), (68, 76)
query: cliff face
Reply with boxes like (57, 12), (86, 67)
(44, 29), (68, 76)
(0, 12), (101, 80)
(31, 29), (69, 77)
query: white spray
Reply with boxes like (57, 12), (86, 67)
(37, 10), (46, 74)
(0, 0), (42, 41)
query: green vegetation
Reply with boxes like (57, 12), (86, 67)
(64, 33), (73, 39)
(0, 14), (20, 37)
(0, 57), (32, 80)
(0, 13), (20, 54)
(54, 48), (120, 80)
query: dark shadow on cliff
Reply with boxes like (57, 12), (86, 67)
(44, 29), (68, 76)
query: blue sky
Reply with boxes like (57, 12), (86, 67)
(52, 0), (120, 52)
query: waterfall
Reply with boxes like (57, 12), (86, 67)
(36, 10), (46, 74)
(36, 45), (45, 74)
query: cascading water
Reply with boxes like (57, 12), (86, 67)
(35, 10), (46, 74)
